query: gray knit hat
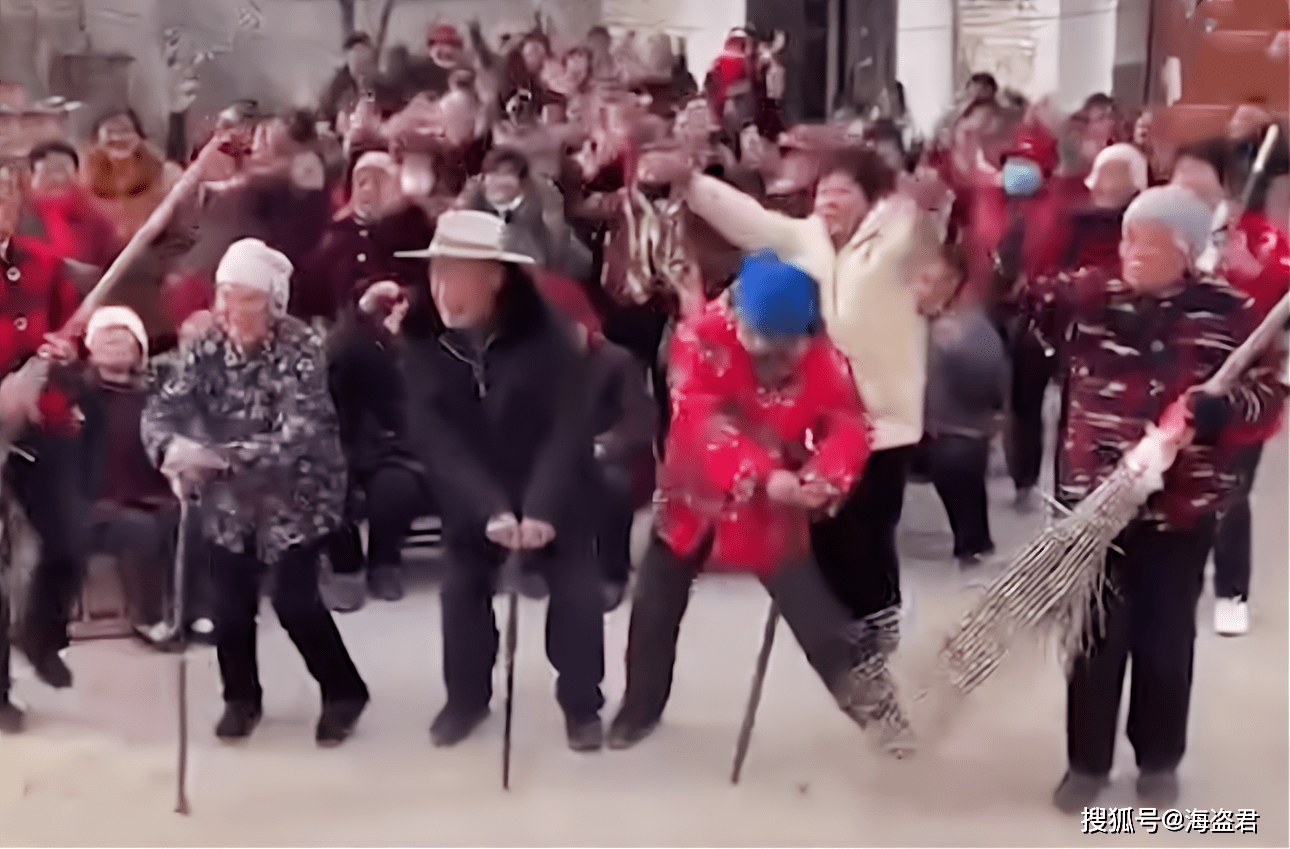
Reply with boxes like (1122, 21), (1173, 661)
(1122, 185), (1215, 261)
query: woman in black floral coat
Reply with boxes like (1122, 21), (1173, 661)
(142, 238), (369, 748)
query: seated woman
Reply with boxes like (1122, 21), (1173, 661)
(78, 307), (182, 645)
(323, 277), (431, 611)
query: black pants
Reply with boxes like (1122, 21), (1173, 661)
(617, 535), (906, 734)
(596, 466), (636, 585)
(1006, 333), (1057, 492)
(928, 434), (994, 558)
(212, 538), (368, 707)
(90, 506), (180, 628)
(1066, 519), (1216, 776)
(328, 466), (425, 575)
(810, 446), (910, 620)
(10, 431), (89, 656)
(1212, 443), (1264, 602)
(441, 533), (605, 720)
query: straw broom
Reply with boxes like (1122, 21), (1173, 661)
(936, 290), (1290, 699)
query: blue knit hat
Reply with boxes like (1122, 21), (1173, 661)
(731, 250), (821, 337)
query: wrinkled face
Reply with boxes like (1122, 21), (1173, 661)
(430, 42), (462, 68)
(521, 39), (547, 73)
(31, 151), (77, 196)
(566, 51), (590, 85)
(215, 283), (273, 348)
(1089, 159), (1137, 209)
(1263, 175), (1289, 238)
(735, 319), (809, 381)
(814, 170), (871, 242)
(0, 167), (21, 238)
(88, 325), (143, 373)
(439, 91), (478, 146)
(351, 164), (396, 217)
(430, 257), (505, 329)
(675, 99), (715, 142)
(1133, 112), (1152, 147)
(289, 151), (325, 191)
(483, 162), (523, 206)
(97, 113), (142, 160)
(1120, 219), (1188, 291)
(347, 43), (377, 79)
(1171, 155), (1225, 208)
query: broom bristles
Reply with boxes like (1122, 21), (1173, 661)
(937, 462), (1149, 696)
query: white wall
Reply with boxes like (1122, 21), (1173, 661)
(1056, 0), (1118, 109)
(602, 0), (747, 81)
(896, 0), (956, 134)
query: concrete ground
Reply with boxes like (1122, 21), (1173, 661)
(1, 432), (1286, 847)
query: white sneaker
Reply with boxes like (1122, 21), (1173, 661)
(1214, 598), (1249, 636)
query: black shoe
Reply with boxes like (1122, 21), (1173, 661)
(566, 714), (604, 752)
(430, 702), (490, 748)
(0, 697), (25, 734)
(214, 701), (262, 741)
(606, 712), (660, 751)
(367, 567), (405, 602)
(27, 650), (73, 689)
(1136, 770), (1180, 808)
(1052, 770), (1109, 815)
(316, 697), (368, 747)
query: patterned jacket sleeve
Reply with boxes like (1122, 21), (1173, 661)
(665, 320), (779, 498)
(1214, 292), (1288, 441)
(226, 327), (340, 472)
(140, 341), (205, 467)
(1015, 266), (1116, 352)
(799, 344), (872, 494)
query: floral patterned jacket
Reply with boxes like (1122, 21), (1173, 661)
(141, 316), (347, 564)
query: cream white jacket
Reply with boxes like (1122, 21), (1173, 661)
(687, 174), (940, 451)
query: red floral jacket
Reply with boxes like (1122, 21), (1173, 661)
(1020, 266), (1286, 530)
(655, 299), (871, 576)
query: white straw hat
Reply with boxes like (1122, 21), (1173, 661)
(395, 209), (536, 264)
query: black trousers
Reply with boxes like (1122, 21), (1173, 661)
(441, 533), (605, 720)
(90, 506), (180, 628)
(328, 465), (425, 575)
(212, 538), (369, 707)
(10, 431), (89, 656)
(810, 446), (910, 620)
(1006, 333), (1057, 492)
(1212, 443), (1264, 602)
(617, 535), (906, 734)
(1066, 519), (1216, 776)
(595, 466), (636, 585)
(927, 434), (994, 558)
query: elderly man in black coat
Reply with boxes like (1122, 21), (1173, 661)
(397, 210), (605, 752)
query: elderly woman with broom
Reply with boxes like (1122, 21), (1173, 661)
(986, 185), (1287, 813)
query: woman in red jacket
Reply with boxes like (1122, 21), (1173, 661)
(606, 251), (916, 759)
(1210, 147), (1290, 637)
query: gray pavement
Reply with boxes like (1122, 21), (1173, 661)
(1, 431), (1286, 846)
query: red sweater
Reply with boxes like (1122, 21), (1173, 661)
(30, 189), (119, 268)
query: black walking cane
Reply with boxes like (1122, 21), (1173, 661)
(170, 478), (192, 816)
(730, 600), (779, 785)
(499, 550), (522, 791)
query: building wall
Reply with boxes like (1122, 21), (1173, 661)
(601, 0), (747, 86)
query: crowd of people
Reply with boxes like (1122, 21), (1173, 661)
(0, 17), (1287, 816)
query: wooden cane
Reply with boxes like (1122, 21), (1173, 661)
(731, 600), (779, 785)
(500, 550), (522, 791)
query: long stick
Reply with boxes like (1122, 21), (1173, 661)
(1239, 124), (1281, 211)
(1202, 291), (1290, 394)
(500, 551), (521, 791)
(171, 485), (192, 816)
(730, 600), (779, 785)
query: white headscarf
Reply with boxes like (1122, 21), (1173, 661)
(85, 305), (149, 366)
(215, 238), (293, 316)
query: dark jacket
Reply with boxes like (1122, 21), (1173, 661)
(79, 369), (176, 513)
(327, 312), (426, 485)
(1060, 204), (1127, 273)
(294, 205), (434, 322)
(923, 307), (1009, 439)
(402, 270), (596, 551)
(589, 339), (657, 509)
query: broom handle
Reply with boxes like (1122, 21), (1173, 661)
(1200, 291), (1290, 395)
(1239, 124), (1280, 211)
(62, 138), (227, 335)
